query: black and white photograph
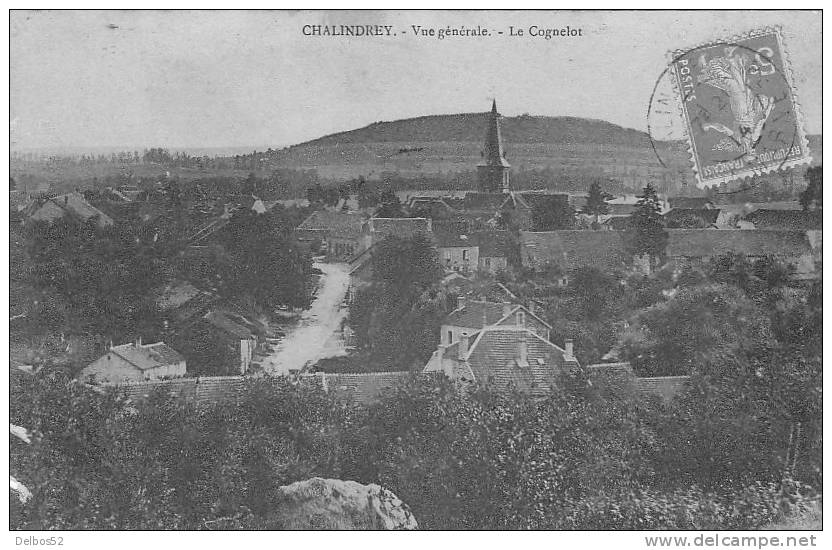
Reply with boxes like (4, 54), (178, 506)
(7, 8), (824, 541)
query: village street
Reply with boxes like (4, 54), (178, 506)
(262, 261), (350, 376)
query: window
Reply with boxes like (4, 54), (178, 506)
(448, 330), (453, 343)
(462, 249), (468, 260)
(485, 258), (491, 268)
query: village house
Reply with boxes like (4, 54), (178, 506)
(585, 362), (690, 403)
(424, 324), (578, 397)
(520, 230), (630, 278)
(434, 230), (479, 274)
(663, 208), (721, 228)
(80, 340), (186, 384)
(201, 310), (259, 375)
(295, 210), (366, 260)
(29, 191), (114, 228)
(740, 209), (822, 231)
(476, 230), (513, 273)
(665, 229), (817, 277)
(667, 196), (714, 210)
(361, 216), (433, 249)
(440, 298), (551, 346)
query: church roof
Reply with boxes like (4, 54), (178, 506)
(478, 100), (510, 168)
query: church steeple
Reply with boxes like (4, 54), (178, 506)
(477, 99), (511, 193)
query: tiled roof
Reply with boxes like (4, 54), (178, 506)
(445, 300), (510, 328)
(33, 192), (114, 227)
(520, 230), (629, 272)
(434, 230), (477, 248)
(321, 372), (412, 406)
(666, 229), (811, 259)
(742, 209), (821, 231)
(513, 192), (570, 212)
(463, 192), (511, 212)
(297, 211), (365, 236)
(110, 342), (185, 371)
(464, 327), (572, 396)
(154, 280), (202, 311)
(474, 230), (513, 257)
(664, 208), (721, 225)
(669, 197), (713, 209)
(586, 363), (690, 402)
(203, 311), (255, 340)
(367, 217), (432, 240)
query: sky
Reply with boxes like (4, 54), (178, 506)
(10, 10), (822, 152)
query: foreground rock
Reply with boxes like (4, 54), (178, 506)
(271, 477), (417, 530)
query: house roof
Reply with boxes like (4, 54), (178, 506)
(742, 209), (822, 231)
(203, 311), (255, 340)
(474, 230), (513, 257)
(668, 196), (713, 209)
(520, 230), (629, 272)
(463, 327), (574, 396)
(110, 342), (185, 371)
(513, 192), (570, 212)
(586, 362), (690, 402)
(463, 192), (511, 212)
(154, 280), (202, 311)
(366, 217), (431, 240)
(320, 372), (413, 406)
(444, 300), (512, 328)
(602, 216), (631, 230)
(664, 208), (721, 225)
(32, 192), (114, 227)
(434, 230), (476, 248)
(297, 210), (365, 236)
(445, 299), (551, 331)
(666, 229), (811, 259)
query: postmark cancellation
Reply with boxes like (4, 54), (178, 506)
(670, 27), (811, 187)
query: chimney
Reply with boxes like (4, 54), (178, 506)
(502, 301), (512, 317)
(426, 218), (432, 232)
(564, 339), (575, 361)
(135, 336), (142, 348)
(457, 295), (467, 309)
(527, 300), (536, 315)
(458, 333), (470, 360)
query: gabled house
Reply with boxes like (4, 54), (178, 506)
(29, 192), (114, 228)
(424, 325), (578, 397)
(295, 210), (366, 260)
(665, 229), (816, 276)
(440, 298), (551, 346)
(361, 216), (432, 249)
(741, 209), (822, 231)
(520, 230), (630, 276)
(668, 196), (714, 210)
(663, 208), (721, 228)
(81, 340), (186, 384)
(475, 230), (513, 273)
(202, 310), (259, 375)
(434, 230), (479, 274)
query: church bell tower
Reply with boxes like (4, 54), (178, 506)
(477, 99), (511, 193)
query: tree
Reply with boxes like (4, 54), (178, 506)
(530, 195), (574, 230)
(799, 166), (822, 212)
(581, 180), (613, 227)
(375, 188), (405, 218)
(623, 183), (668, 266)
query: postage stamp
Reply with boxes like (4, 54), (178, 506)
(670, 27), (812, 187)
